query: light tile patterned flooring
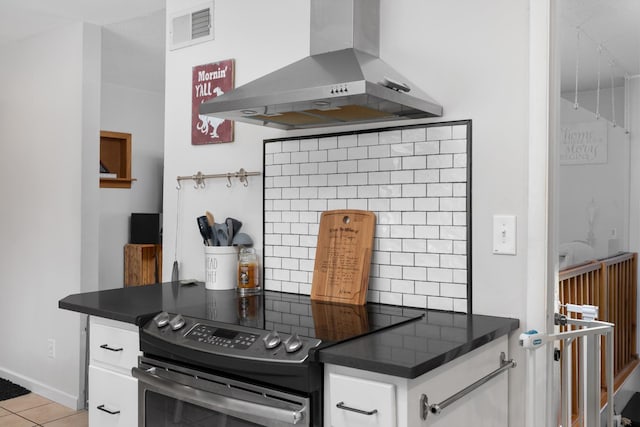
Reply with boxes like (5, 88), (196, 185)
(0, 393), (87, 427)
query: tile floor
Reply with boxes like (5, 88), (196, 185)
(0, 393), (87, 427)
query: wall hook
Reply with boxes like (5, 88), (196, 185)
(226, 173), (233, 188)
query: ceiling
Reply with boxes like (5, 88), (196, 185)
(0, 1), (637, 95)
(559, 0), (640, 92)
(0, 0), (166, 93)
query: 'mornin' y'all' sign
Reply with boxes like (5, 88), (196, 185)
(560, 121), (608, 165)
(192, 59), (235, 145)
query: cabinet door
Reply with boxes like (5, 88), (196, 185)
(90, 318), (139, 373)
(328, 373), (396, 427)
(89, 365), (138, 427)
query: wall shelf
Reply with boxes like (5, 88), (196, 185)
(100, 130), (134, 189)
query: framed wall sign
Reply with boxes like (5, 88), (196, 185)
(192, 59), (235, 145)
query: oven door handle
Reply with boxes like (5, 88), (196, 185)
(132, 367), (306, 426)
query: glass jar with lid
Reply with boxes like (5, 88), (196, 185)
(237, 247), (260, 294)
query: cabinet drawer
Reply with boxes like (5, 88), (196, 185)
(90, 318), (139, 371)
(329, 373), (396, 427)
(89, 365), (138, 427)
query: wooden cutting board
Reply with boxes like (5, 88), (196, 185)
(311, 210), (376, 305)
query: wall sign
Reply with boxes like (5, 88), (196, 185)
(560, 121), (608, 165)
(192, 59), (235, 145)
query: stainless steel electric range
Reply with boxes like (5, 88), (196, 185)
(133, 290), (424, 427)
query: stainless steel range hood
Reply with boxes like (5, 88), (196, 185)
(199, 0), (443, 130)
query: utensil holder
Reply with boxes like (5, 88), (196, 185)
(204, 246), (239, 290)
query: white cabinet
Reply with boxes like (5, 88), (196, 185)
(88, 316), (140, 427)
(324, 335), (509, 427)
(328, 374), (396, 427)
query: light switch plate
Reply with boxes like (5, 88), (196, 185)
(493, 215), (516, 255)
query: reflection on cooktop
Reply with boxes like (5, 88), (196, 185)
(180, 290), (425, 343)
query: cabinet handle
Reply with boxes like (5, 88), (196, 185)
(97, 404), (121, 415)
(100, 344), (123, 352)
(336, 401), (378, 416)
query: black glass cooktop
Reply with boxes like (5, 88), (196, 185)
(169, 289), (425, 344)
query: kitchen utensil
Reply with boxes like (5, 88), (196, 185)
(225, 218), (234, 245)
(206, 211), (217, 245)
(172, 187), (182, 281)
(214, 223), (229, 246)
(311, 209), (376, 305)
(231, 232), (253, 247)
(197, 216), (214, 246)
(229, 217), (243, 236)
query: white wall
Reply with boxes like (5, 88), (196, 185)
(99, 82), (164, 289)
(0, 23), (101, 409)
(163, 0), (534, 424)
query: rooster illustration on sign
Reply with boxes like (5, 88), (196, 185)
(197, 87), (226, 139)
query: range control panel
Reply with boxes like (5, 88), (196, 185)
(143, 312), (321, 364)
(186, 324), (258, 350)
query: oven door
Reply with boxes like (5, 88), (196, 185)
(132, 356), (310, 427)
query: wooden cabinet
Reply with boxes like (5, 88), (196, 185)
(124, 244), (162, 286)
(100, 130), (135, 189)
(88, 317), (140, 426)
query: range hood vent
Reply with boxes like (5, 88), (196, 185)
(199, 0), (442, 130)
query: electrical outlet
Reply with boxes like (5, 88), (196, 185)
(47, 339), (55, 359)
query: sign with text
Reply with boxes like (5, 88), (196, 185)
(560, 121), (608, 165)
(192, 59), (235, 145)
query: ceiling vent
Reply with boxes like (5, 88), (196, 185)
(169, 2), (214, 51)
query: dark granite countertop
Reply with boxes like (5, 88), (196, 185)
(59, 282), (519, 379)
(319, 309), (519, 378)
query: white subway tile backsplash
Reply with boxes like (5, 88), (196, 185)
(358, 185), (379, 198)
(300, 138), (318, 151)
(264, 123), (469, 312)
(415, 281), (440, 295)
(309, 150), (328, 163)
(369, 198), (390, 212)
(358, 132), (379, 146)
(318, 136), (338, 150)
(403, 156), (427, 170)
(327, 174), (347, 186)
(379, 157), (402, 171)
(379, 130), (402, 144)
(337, 186), (357, 199)
(390, 225), (414, 238)
(338, 134), (358, 148)
(391, 252), (414, 266)
(318, 161), (337, 174)
(440, 197), (467, 212)
(390, 142), (414, 157)
(299, 162), (318, 175)
(428, 296), (453, 311)
(348, 146), (368, 160)
(403, 294), (427, 309)
(452, 125), (467, 139)
(369, 144), (390, 159)
(403, 266), (427, 281)
(415, 140), (440, 155)
(390, 170), (414, 184)
(391, 280), (414, 294)
(379, 292), (403, 306)
(441, 139), (467, 153)
(402, 183), (427, 198)
(401, 128), (426, 142)
(347, 199), (368, 210)
(427, 126), (452, 141)
(328, 148), (348, 161)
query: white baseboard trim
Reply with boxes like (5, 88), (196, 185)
(0, 367), (81, 410)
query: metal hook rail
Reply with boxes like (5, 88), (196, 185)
(420, 352), (516, 420)
(176, 168), (261, 189)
